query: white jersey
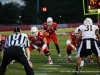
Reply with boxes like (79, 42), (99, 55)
(79, 25), (98, 39)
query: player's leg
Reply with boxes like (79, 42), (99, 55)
(66, 45), (72, 63)
(52, 33), (61, 57)
(92, 40), (100, 67)
(15, 48), (34, 75)
(46, 37), (51, 49)
(44, 47), (53, 64)
(74, 40), (87, 75)
(88, 51), (94, 62)
(0, 48), (14, 75)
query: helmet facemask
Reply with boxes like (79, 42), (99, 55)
(31, 27), (38, 37)
(31, 31), (38, 37)
(47, 21), (53, 26)
(84, 18), (93, 25)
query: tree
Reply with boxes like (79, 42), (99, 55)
(21, 0), (37, 24)
(0, 2), (22, 25)
(0, 1), (2, 24)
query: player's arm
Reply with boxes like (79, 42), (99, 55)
(76, 29), (81, 46)
(25, 47), (30, 60)
(39, 37), (47, 55)
(25, 36), (31, 61)
(43, 23), (47, 31)
(1, 48), (4, 59)
(42, 37), (47, 50)
(95, 29), (100, 42)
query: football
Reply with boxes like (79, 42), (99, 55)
(44, 32), (49, 37)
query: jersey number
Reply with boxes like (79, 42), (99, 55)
(85, 25), (92, 31)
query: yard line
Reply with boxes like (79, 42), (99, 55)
(43, 65), (61, 66)
(54, 63), (98, 64)
(54, 61), (67, 63)
(35, 71), (52, 72)
(38, 68), (57, 69)
(57, 59), (67, 60)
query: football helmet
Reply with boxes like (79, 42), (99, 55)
(84, 18), (93, 25)
(31, 27), (38, 36)
(74, 27), (79, 35)
(47, 17), (53, 25)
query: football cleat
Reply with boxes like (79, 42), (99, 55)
(48, 60), (53, 64)
(89, 57), (94, 62)
(58, 54), (61, 57)
(74, 71), (79, 75)
(67, 58), (71, 63)
(10, 60), (15, 64)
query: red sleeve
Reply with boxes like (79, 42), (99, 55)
(28, 34), (32, 40)
(38, 32), (45, 38)
(29, 42), (33, 51)
(43, 22), (48, 30)
(43, 22), (47, 27)
(52, 22), (57, 28)
(2, 35), (7, 41)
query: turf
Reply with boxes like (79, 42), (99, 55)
(0, 28), (100, 75)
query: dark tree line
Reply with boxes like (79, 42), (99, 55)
(0, 0), (98, 25)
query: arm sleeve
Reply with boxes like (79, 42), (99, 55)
(25, 36), (30, 48)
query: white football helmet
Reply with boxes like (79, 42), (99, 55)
(84, 18), (93, 25)
(31, 27), (38, 36)
(74, 27), (79, 35)
(47, 17), (53, 25)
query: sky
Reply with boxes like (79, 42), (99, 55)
(0, 0), (24, 5)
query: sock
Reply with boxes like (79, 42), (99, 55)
(89, 55), (92, 58)
(80, 60), (84, 67)
(75, 66), (80, 73)
(55, 44), (60, 54)
(48, 57), (51, 60)
(68, 55), (71, 59)
(47, 44), (49, 49)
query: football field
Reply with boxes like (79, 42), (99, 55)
(0, 28), (100, 75)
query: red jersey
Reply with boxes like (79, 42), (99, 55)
(43, 22), (57, 35)
(0, 35), (7, 51)
(69, 31), (76, 42)
(28, 32), (45, 47)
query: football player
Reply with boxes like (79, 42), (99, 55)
(75, 27), (94, 63)
(28, 26), (53, 64)
(66, 31), (76, 63)
(0, 34), (7, 60)
(74, 18), (100, 75)
(43, 17), (61, 57)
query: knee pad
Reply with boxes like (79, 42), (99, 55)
(45, 51), (50, 56)
(67, 50), (71, 55)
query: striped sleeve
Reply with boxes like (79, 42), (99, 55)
(24, 36), (30, 48)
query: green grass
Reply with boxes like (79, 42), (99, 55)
(0, 28), (100, 75)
